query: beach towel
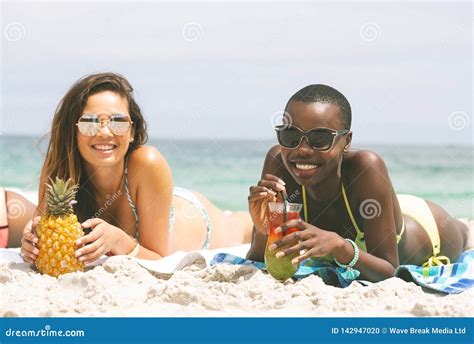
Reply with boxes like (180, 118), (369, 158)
(394, 249), (474, 294)
(210, 254), (357, 287)
(0, 245), (253, 279)
(211, 250), (474, 292)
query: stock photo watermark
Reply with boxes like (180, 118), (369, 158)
(448, 111), (471, 131)
(6, 199), (27, 220)
(270, 110), (292, 129)
(262, 189), (301, 229)
(182, 22), (203, 42)
(93, 191), (123, 219)
(4, 22), (26, 42)
(439, 194), (474, 229)
(182, 200), (202, 220)
(359, 22), (381, 43)
(359, 199), (382, 220)
(4, 324), (85, 338)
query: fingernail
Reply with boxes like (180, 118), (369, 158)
(33, 249), (39, 255)
(75, 250), (81, 257)
(280, 179), (286, 185)
(33, 238), (38, 243)
(76, 240), (81, 245)
(274, 227), (282, 234)
(276, 252), (285, 258)
(78, 257), (84, 262)
(259, 192), (267, 196)
(268, 244), (277, 251)
(292, 259), (298, 265)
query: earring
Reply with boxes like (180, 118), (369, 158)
(130, 138), (134, 143)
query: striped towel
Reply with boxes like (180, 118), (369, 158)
(394, 249), (474, 294)
(210, 254), (357, 287)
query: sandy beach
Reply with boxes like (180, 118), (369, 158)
(1, 221), (472, 318)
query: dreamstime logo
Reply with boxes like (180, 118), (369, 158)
(439, 193), (473, 228)
(359, 22), (381, 42)
(93, 191), (122, 219)
(262, 189), (301, 229)
(270, 110), (292, 130)
(6, 199), (26, 219)
(359, 199), (382, 219)
(182, 22), (203, 42)
(448, 111), (470, 131)
(4, 22), (26, 42)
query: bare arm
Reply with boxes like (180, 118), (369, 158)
(343, 151), (400, 281)
(71, 146), (174, 263)
(260, 150), (402, 282)
(19, 166), (47, 261)
(125, 146), (173, 259)
(246, 145), (285, 262)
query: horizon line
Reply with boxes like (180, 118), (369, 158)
(1, 134), (473, 148)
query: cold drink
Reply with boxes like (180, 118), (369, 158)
(264, 202), (302, 281)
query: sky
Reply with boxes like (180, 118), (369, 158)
(1, 0), (472, 145)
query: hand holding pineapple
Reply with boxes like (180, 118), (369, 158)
(20, 216), (40, 264)
(75, 217), (136, 264)
(20, 177), (138, 273)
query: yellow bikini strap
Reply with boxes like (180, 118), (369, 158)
(301, 185), (308, 222)
(302, 183), (359, 230)
(341, 181), (364, 235)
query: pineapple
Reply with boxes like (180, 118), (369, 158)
(35, 177), (84, 277)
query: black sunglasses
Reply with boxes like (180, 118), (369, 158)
(275, 125), (349, 151)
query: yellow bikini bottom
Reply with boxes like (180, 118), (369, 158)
(397, 194), (451, 267)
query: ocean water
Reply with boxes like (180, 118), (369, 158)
(0, 136), (472, 218)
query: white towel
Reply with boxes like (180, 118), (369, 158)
(0, 244), (251, 277)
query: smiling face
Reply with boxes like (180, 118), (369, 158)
(280, 100), (352, 186)
(77, 91), (133, 169)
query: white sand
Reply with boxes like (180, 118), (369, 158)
(1, 221), (472, 318)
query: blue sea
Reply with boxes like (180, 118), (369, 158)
(0, 136), (472, 218)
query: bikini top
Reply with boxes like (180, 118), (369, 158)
(123, 155), (139, 232)
(301, 182), (405, 253)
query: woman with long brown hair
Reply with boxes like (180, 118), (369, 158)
(17, 72), (252, 263)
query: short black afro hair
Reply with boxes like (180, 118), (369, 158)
(286, 84), (352, 130)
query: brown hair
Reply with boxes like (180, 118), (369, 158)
(40, 72), (148, 221)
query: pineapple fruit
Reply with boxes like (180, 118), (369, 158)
(35, 177), (84, 277)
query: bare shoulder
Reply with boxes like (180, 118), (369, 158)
(263, 145), (283, 169)
(344, 149), (388, 175)
(266, 144), (282, 159)
(343, 149), (391, 195)
(128, 145), (167, 165)
(127, 145), (172, 186)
